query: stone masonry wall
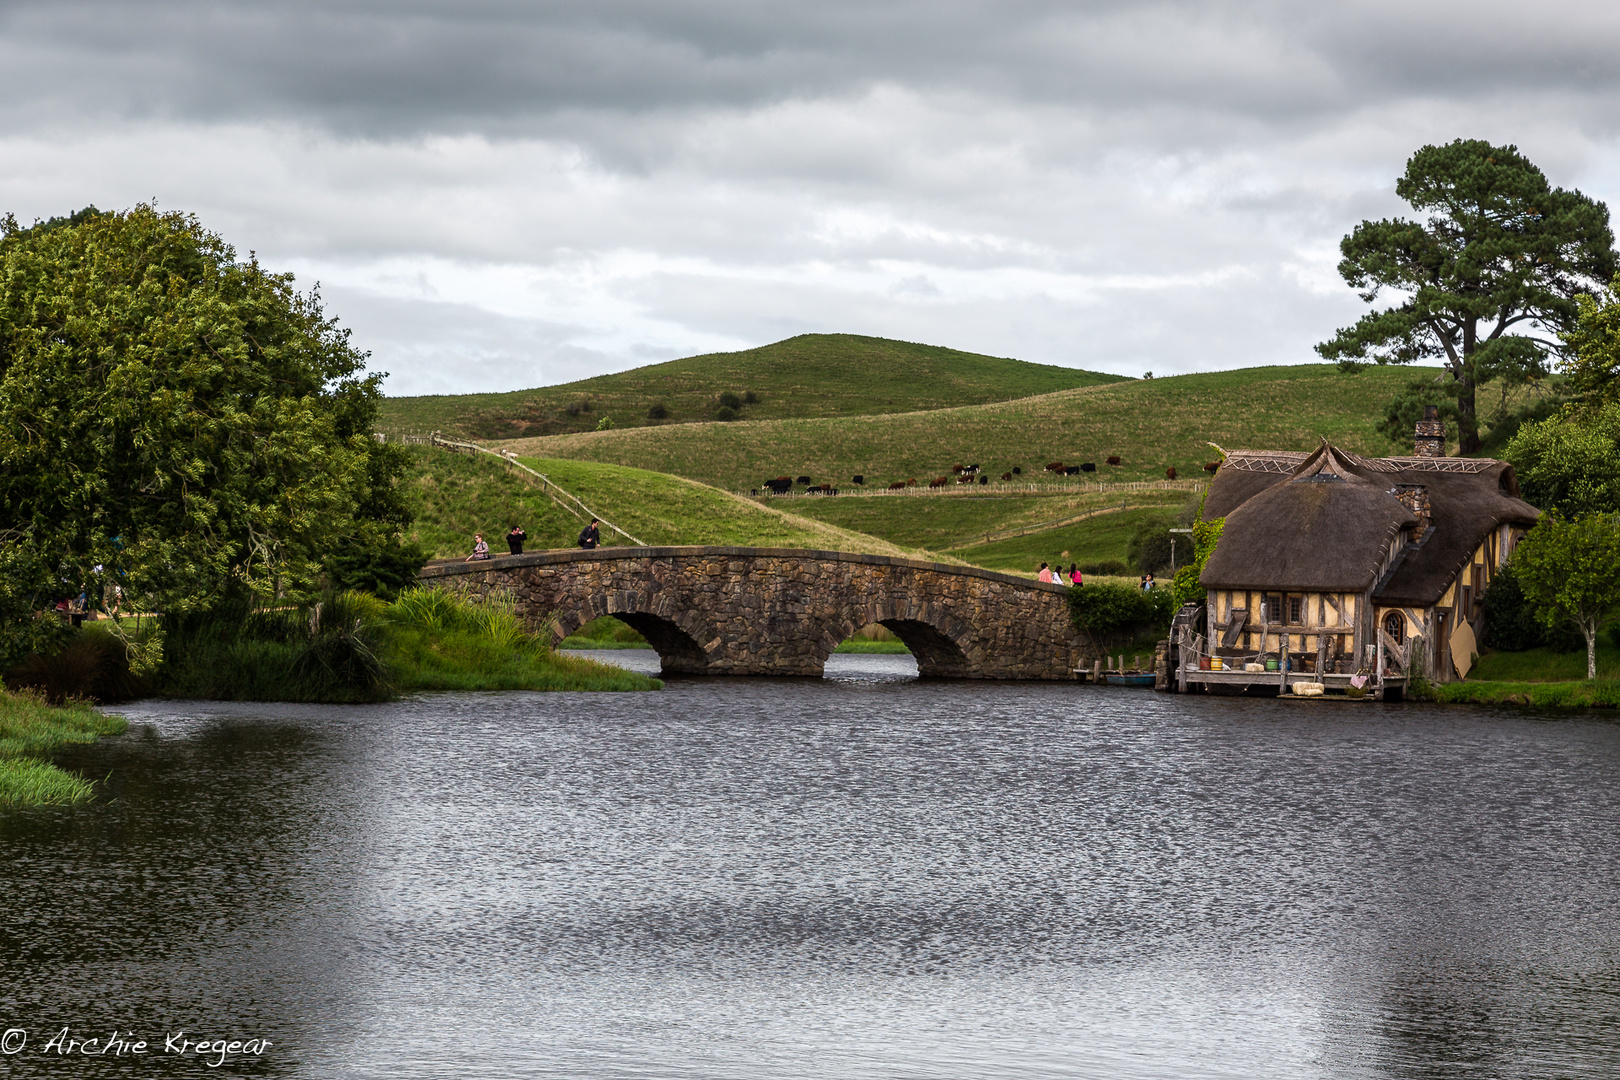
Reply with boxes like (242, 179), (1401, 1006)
(418, 546), (1084, 679)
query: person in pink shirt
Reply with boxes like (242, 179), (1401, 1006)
(1037, 562), (1053, 583)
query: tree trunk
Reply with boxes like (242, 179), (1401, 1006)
(1453, 365), (1480, 456)
(1587, 623), (1598, 681)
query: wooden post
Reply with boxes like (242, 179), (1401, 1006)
(1280, 634), (1289, 692)
(1093, 659), (1102, 683)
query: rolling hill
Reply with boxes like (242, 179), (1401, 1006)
(491, 364), (1442, 492)
(400, 445), (936, 561)
(377, 333), (1127, 439)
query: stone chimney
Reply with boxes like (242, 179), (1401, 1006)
(1393, 484), (1432, 533)
(1414, 405), (1445, 457)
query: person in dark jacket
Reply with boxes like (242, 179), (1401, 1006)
(506, 524), (526, 555)
(578, 519), (601, 549)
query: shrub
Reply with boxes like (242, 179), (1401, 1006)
(1077, 559), (1129, 576)
(716, 406), (739, 422)
(1067, 582), (1170, 654)
(325, 538), (429, 601)
(743, 390), (759, 404)
(647, 402), (669, 420)
(1481, 563), (1546, 652)
(596, 416), (615, 431)
(718, 391), (744, 410)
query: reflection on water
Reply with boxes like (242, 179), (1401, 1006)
(3, 656), (1618, 1078)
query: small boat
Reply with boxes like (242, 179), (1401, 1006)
(1103, 672), (1157, 688)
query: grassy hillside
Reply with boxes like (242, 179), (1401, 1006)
(378, 333), (1126, 439)
(494, 364), (1439, 492)
(400, 445), (933, 560)
(775, 487), (1191, 553)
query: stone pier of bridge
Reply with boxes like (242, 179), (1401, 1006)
(418, 546), (1084, 679)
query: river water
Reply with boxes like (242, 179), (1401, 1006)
(2, 652), (1618, 1079)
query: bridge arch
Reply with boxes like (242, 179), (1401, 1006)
(550, 591), (713, 675)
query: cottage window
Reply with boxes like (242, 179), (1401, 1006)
(1383, 611), (1405, 644)
(1263, 594), (1281, 624)
(1287, 595), (1303, 625)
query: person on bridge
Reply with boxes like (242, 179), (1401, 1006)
(506, 524), (526, 556)
(1069, 563), (1082, 585)
(466, 533), (490, 561)
(578, 519), (601, 549)
(1037, 562), (1052, 583)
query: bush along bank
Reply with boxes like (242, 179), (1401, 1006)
(0, 691), (126, 806)
(7, 590), (661, 705)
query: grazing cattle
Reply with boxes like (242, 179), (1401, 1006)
(1203, 461), (1220, 473)
(1000, 472), (1012, 481)
(906, 478), (918, 487)
(1064, 466), (1080, 476)
(852, 475), (864, 485)
(1044, 461), (1065, 474)
(1165, 466), (1177, 480)
(957, 475), (974, 484)
(1080, 462), (1096, 472)
(796, 475), (813, 485)
(1106, 455), (1121, 466)
(888, 481), (907, 490)
(978, 475), (989, 485)
(762, 477), (793, 494)
(966, 463), (980, 474)
(951, 464), (965, 475)
(1012, 466), (1022, 475)
(928, 476), (949, 488)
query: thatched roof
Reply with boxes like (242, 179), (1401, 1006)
(1199, 443), (1539, 603)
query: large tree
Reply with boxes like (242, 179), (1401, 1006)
(1317, 139), (1615, 455)
(0, 205), (412, 639)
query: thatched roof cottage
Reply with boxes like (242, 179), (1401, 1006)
(1190, 408), (1539, 691)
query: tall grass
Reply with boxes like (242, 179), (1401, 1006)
(0, 690), (127, 807)
(383, 588), (659, 691)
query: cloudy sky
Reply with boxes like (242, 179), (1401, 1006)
(4, 1), (1619, 395)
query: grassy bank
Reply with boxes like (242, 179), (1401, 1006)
(1417, 679), (1620, 708)
(379, 333), (1125, 439)
(497, 364), (1436, 492)
(0, 692), (127, 806)
(1409, 640), (1620, 707)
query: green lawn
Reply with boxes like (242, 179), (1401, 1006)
(498, 364), (1440, 492)
(379, 333), (1125, 439)
(1469, 640), (1620, 682)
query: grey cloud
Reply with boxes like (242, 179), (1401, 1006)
(5, 0), (1620, 145)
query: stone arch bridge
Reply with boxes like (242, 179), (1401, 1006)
(419, 547), (1084, 679)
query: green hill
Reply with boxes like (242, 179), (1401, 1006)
(378, 333), (1126, 440)
(400, 445), (935, 561)
(493, 364), (1441, 492)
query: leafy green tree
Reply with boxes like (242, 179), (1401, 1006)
(1511, 513), (1620, 679)
(1503, 400), (1620, 516)
(1317, 139), (1615, 455)
(1563, 274), (1620, 403)
(0, 205), (412, 627)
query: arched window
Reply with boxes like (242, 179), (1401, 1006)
(1382, 611), (1405, 644)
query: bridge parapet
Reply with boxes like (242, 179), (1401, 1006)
(419, 546), (1083, 679)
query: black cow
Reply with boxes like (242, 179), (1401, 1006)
(1080, 462), (1096, 472)
(978, 475), (988, 484)
(852, 475), (864, 485)
(1012, 466), (1022, 475)
(763, 477), (793, 494)
(796, 475), (813, 485)
(1064, 466), (1080, 476)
